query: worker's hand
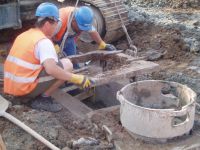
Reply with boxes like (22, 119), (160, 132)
(54, 44), (60, 54)
(98, 41), (117, 51)
(69, 74), (93, 89)
(105, 44), (117, 51)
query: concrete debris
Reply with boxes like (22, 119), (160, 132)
(102, 125), (113, 143)
(126, 3), (200, 53)
(146, 49), (167, 61)
(127, 0), (200, 8)
(69, 137), (100, 148)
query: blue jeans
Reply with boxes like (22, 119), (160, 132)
(56, 37), (79, 69)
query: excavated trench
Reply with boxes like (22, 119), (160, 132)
(1, 0), (200, 149)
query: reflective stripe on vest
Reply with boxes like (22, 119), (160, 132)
(4, 72), (37, 83)
(6, 56), (55, 82)
(5, 72), (55, 84)
(7, 55), (41, 70)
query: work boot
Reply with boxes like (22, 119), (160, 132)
(30, 95), (62, 112)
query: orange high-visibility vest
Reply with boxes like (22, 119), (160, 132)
(4, 28), (46, 96)
(55, 7), (75, 41)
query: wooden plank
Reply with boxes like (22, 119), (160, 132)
(72, 66), (89, 74)
(52, 89), (92, 119)
(68, 50), (123, 64)
(74, 90), (94, 101)
(116, 53), (147, 62)
(62, 85), (78, 93)
(88, 60), (159, 86)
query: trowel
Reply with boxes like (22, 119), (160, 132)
(0, 95), (60, 150)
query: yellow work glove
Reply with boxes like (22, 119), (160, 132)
(98, 41), (107, 50)
(98, 41), (117, 51)
(69, 74), (92, 89)
(54, 44), (60, 54)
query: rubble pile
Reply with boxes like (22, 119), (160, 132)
(126, 0), (200, 53)
(126, 0), (200, 8)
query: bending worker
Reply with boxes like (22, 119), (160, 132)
(4, 3), (92, 112)
(53, 6), (117, 58)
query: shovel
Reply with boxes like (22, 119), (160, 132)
(0, 95), (60, 150)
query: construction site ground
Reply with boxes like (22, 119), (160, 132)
(1, 1), (200, 150)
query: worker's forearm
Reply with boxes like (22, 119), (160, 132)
(46, 65), (73, 81)
(89, 31), (103, 45)
(43, 59), (74, 81)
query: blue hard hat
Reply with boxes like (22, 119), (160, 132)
(35, 3), (60, 21)
(75, 6), (94, 31)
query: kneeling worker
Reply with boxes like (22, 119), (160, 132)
(54, 6), (117, 59)
(3, 3), (92, 112)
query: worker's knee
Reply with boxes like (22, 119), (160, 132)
(60, 58), (73, 72)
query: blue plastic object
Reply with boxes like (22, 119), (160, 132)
(75, 6), (94, 31)
(35, 3), (60, 21)
(56, 36), (79, 68)
(63, 37), (77, 56)
(64, 37), (79, 68)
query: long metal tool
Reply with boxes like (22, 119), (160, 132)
(0, 95), (60, 150)
(59, 0), (80, 57)
(114, 1), (138, 57)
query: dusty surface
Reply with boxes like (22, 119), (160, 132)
(126, 0), (200, 8)
(127, 0), (200, 8)
(0, 104), (111, 150)
(1, 0), (200, 150)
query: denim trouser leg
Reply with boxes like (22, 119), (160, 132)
(63, 37), (77, 56)
(56, 37), (79, 69)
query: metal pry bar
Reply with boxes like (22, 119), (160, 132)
(114, 1), (138, 57)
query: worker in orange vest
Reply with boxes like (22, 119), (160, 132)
(53, 6), (116, 67)
(4, 3), (92, 112)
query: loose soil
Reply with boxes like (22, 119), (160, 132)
(1, 1), (200, 150)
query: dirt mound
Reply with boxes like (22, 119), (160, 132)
(116, 22), (189, 62)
